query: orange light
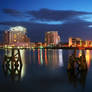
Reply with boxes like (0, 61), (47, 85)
(14, 34), (17, 38)
(78, 50), (82, 57)
(38, 49), (41, 64)
(86, 50), (91, 68)
(14, 40), (16, 42)
(45, 49), (48, 65)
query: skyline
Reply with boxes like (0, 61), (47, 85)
(1, 0), (92, 42)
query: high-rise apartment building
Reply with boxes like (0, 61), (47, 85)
(4, 26), (30, 46)
(45, 31), (60, 45)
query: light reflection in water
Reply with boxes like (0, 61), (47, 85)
(32, 49), (36, 64)
(37, 49), (64, 68)
(58, 49), (64, 67)
(38, 49), (41, 64)
(67, 50), (88, 88)
(49, 49), (59, 68)
(40, 49), (43, 65)
(78, 50), (91, 69)
(45, 49), (48, 65)
(85, 50), (91, 68)
(3, 49), (26, 81)
(3, 49), (64, 80)
(38, 49), (44, 65)
(78, 50), (82, 57)
(20, 49), (26, 79)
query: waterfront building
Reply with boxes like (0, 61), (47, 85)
(35, 42), (43, 47)
(30, 42), (36, 48)
(45, 31), (60, 46)
(4, 26), (30, 47)
(69, 37), (82, 47)
(84, 40), (92, 47)
(69, 37), (92, 47)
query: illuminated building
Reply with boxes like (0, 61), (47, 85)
(84, 40), (92, 47)
(45, 31), (60, 46)
(42, 42), (47, 47)
(30, 42), (36, 48)
(69, 37), (92, 47)
(4, 26), (30, 47)
(69, 37), (82, 47)
(35, 42), (43, 47)
(69, 37), (72, 47)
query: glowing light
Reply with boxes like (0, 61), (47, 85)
(38, 49), (41, 64)
(45, 49), (48, 65)
(4, 49), (26, 79)
(33, 48), (35, 52)
(78, 50), (82, 57)
(40, 49), (43, 65)
(40, 46), (43, 48)
(14, 34), (17, 38)
(15, 49), (26, 79)
(86, 50), (91, 68)
(14, 40), (16, 42)
(58, 49), (64, 67)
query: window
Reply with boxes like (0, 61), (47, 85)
(14, 34), (17, 38)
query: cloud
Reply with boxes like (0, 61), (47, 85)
(1, 8), (92, 42)
(27, 8), (92, 21)
(2, 8), (92, 25)
(2, 8), (23, 17)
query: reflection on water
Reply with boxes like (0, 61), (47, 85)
(1, 48), (92, 92)
(68, 50), (92, 70)
(58, 49), (64, 67)
(37, 49), (64, 69)
(67, 50), (88, 88)
(68, 50), (87, 71)
(38, 49), (43, 65)
(79, 50), (91, 69)
(67, 49), (92, 88)
(45, 49), (48, 65)
(85, 50), (91, 68)
(3, 49), (92, 81)
(2, 49), (26, 81)
(2, 49), (64, 81)
(67, 70), (87, 88)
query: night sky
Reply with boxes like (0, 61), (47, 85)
(0, 0), (92, 42)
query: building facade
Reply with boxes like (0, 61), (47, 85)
(4, 26), (30, 47)
(45, 31), (60, 46)
(69, 37), (82, 47)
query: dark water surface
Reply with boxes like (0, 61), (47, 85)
(0, 49), (92, 92)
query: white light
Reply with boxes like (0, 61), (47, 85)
(58, 49), (64, 67)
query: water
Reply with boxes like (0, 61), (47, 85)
(0, 49), (92, 92)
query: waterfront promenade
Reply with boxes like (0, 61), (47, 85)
(0, 44), (92, 50)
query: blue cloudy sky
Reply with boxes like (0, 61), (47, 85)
(0, 0), (92, 42)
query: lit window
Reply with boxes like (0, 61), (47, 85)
(14, 40), (16, 42)
(14, 34), (17, 38)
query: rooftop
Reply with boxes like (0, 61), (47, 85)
(9, 26), (26, 33)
